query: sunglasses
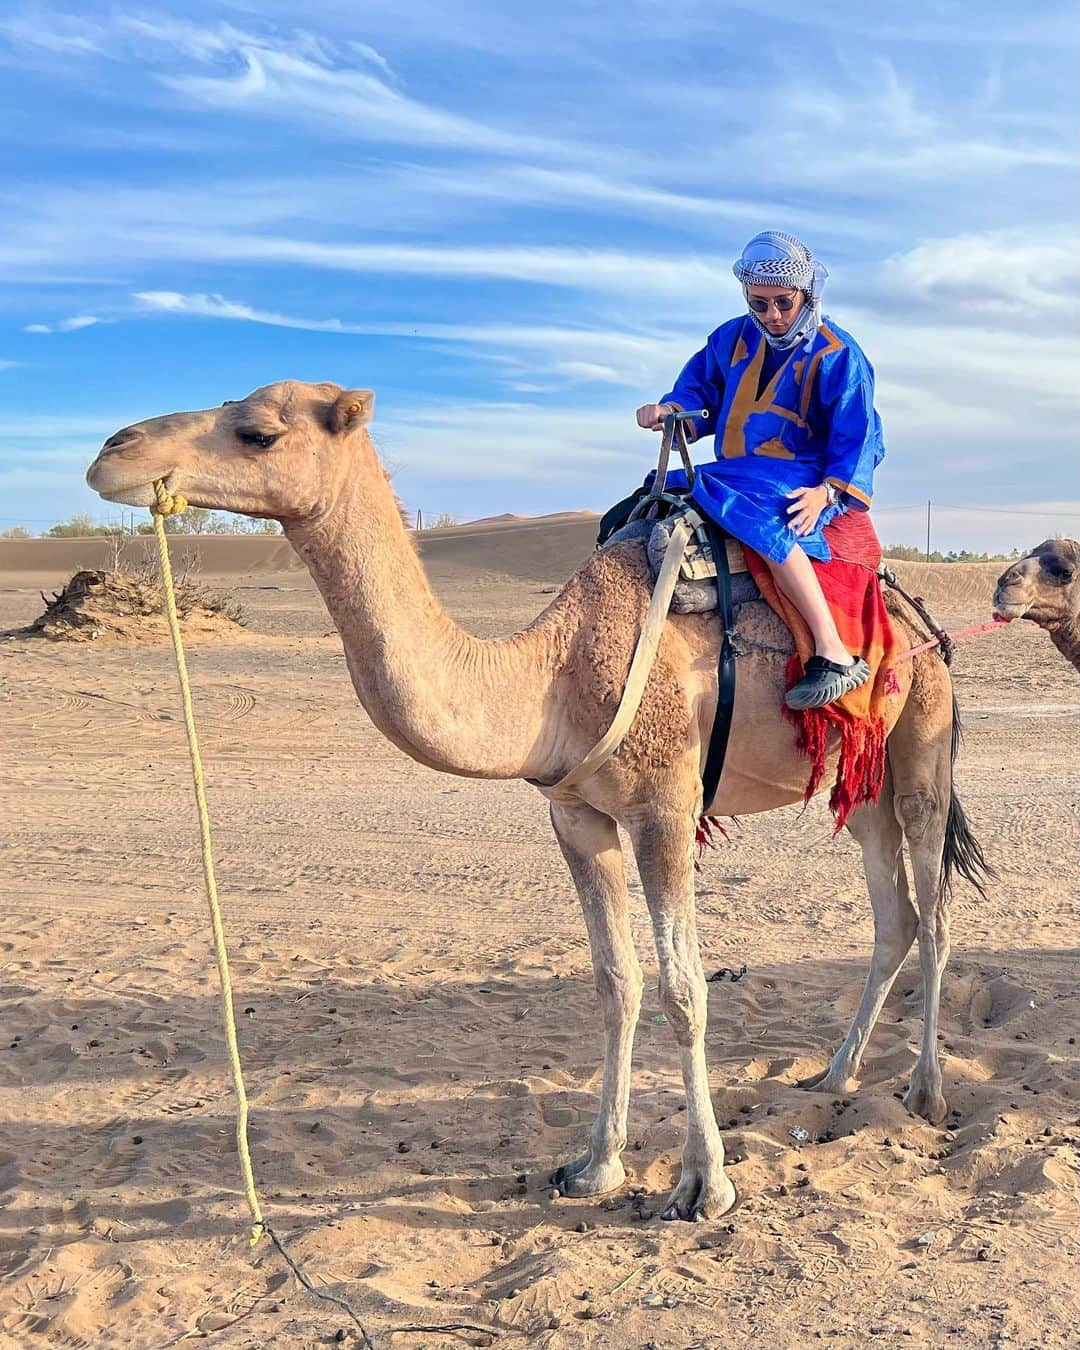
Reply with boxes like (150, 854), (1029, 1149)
(747, 293), (801, 314)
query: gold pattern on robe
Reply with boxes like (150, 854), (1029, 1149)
(798, 324), (844, 420)
(754, 436), (796, 460)
(720, 340), (798, 459)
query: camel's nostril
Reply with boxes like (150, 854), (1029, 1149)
(102, 427), (142, 452)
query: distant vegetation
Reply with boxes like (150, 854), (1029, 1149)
(0, 510), (283, 538)
(882, 543), (1024, 564)
(0, 518), (1032, 560)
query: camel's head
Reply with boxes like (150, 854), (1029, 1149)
(992, 538), (1080, 627)
(86, 380), (375, 522)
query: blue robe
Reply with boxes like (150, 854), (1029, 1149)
(658, 315), (884, 563)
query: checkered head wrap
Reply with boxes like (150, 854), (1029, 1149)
(732, 230), (829, 351)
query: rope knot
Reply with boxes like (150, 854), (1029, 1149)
(152, 479), (188, 517)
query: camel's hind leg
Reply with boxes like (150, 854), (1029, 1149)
(800, 765), (919, 1094)
(888, 658), (963, 1125)
(549, 799), (643, 1198)
(628, 807), (735, 1221)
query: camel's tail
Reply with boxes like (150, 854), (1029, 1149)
(941, 692), (995, 899)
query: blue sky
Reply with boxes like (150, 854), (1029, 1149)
(1, 1), (1077, 550)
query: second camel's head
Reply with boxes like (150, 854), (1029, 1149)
(993, 538), (1080, 629)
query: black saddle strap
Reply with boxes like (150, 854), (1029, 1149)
(700, 518), (737, 811)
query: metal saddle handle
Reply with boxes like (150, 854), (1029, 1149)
(649, 408), (707, 505)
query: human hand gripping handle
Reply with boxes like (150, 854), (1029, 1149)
(785, 484), (831, 537)
(636, 402), (673, 431)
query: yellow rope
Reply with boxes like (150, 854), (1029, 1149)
(150, 481), (265, 1246)
(146, 485), (399, 1345)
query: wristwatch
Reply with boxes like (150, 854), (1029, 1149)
(823, 481), (839, 507)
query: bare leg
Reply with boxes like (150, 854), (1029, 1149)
(629, 809), (734, 1220)
(766, 544), (853, 664)
(800, 768), (919, 1093)
(549, 800), (642, 1197)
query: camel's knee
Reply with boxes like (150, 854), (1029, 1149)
(894, 789), (943, 844)
(658, 962), (707, 1043)
(594, 960), (643, 1030)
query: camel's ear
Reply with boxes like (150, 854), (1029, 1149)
(327, 389), (375, 435)
(1060, 538), (1080, 568)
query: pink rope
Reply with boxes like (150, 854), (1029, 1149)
(893, 617), (1010, 665)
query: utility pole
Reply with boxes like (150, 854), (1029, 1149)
(925, 499), (932, 563)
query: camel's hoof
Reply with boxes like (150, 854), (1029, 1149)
(903, 1080), (947, 1126)
(660, 1169), (736, 1222)
(550, 1153), (625, 1198)
(797, 1063), (852, 1094)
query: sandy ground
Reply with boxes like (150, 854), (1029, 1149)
(0, 527), (1077, 1349)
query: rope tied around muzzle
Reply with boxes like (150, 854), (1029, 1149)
(151, 479), (188, 517)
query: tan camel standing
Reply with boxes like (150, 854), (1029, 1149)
(87, 381), (989, 1221)
(994, 539), (1080, 674)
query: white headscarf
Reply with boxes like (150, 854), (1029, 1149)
(732, 230), (829, 352)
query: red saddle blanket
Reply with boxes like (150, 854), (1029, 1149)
(743, 511), (900, 830)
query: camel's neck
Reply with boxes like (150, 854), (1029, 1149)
(284, 445), (563, 779)
(1047, 615), (1080, 674)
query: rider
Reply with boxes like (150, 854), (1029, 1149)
(636, 230), (884, 711)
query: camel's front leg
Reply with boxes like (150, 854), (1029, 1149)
(549, 799), (642, 1197)
(630, 810), (735, 1221)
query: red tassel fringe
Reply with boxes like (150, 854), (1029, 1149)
(781, 651), (888, 834)
(694, 814), (743, 870)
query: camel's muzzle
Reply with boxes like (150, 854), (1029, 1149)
(86, 432), (173, 508)
(991, 588), (1029, 621)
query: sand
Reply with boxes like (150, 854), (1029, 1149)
(0, 524), (1077, 1349)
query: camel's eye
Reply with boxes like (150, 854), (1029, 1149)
(236, 429), (280, 450)
(1041, 557), (1072, 582)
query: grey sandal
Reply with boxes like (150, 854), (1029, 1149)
(784, 655), (872, 711)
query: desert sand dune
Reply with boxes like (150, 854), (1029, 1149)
(1, 518), (1008, 608)
(0, 519), (1076, 1347)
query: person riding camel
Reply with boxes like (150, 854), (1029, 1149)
(636, 229), (884, 710)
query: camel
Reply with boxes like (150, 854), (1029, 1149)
(993, 538), (1080, 674)
(86, 381), (989, 1221)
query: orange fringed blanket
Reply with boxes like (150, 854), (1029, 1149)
(744, 511), (900, 831)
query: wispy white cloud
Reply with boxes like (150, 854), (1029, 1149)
(164, 48), (560, 155)
(665, 50), (1073, 191)
(700, 0), (1075, 47)
(883, 230), (1078, 320)
(24, 314), (101, 334)
(0, 12), (105, 56)
(133, 235), (731, 300)
(133, 289), (688, 387)
(62, 13), (569, 159)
